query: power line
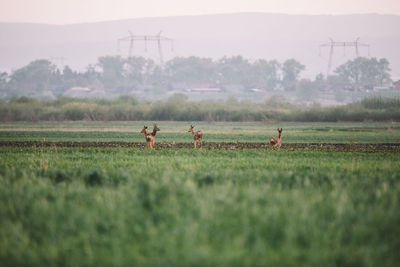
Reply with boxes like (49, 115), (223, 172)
(117, 31), (173, 65)
(319, 37), (370, 77)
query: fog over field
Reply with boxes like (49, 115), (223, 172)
(1, 13), (400, 78)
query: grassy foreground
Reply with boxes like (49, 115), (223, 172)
(1, 147), (400, 266)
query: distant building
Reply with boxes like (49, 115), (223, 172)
(63, 87), (91, 98)
(186, 84), (222, 93)
(221, 84), (244, 93)
(63, 86), (106, 98)
(249, 88), (263, 93)
(187, 87), (221, 93)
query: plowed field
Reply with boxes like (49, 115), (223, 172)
(1, 140), (400, 152)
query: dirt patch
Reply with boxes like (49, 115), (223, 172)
(1, 141), (400, 152)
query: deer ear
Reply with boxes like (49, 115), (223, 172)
(281, 128), (283, 131)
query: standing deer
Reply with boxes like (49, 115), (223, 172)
(150, 123), (160, 148)
(141, 126), (154, 149)
(270, 128), (283, 150)
(188, 125), (203, 148)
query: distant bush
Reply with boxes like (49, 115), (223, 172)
(0, 96), (399, 122)
(361, 97), (400, 109)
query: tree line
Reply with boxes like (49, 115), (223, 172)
(1, 95), (399, 122)
(0, 55), (393, 99)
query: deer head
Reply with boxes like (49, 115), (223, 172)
(188, 125), (194, 132)
(278, 128), (283, 137)
(151, 123), (160, 136)
(141, 126), (148, 134)
(153, 123), (160, 132)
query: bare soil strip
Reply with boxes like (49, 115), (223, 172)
(1, 141), (400, 152)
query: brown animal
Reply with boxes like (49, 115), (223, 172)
(150, 123), (160, 148)
(188, 125), (203, 148)
(141, 126), (154, 149)
(270, 128), (283, 150)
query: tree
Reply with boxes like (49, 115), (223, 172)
(282, 59), (305, 91)
(327, 75), (348, 92)
(9, 59), (57, 96)
(217, 56), (252, 87)
(334, 57), (391, 89)
(51, 65), (78, 94)
(144, 59), (166, 91)
(296, 79), (320, 102)
(62, 65), (76, 81)
(83, 64), (99, 84)
(165, 56), (216, 84)
(0, 72), (8, 89)
(124, 57), (147, 84)
(376, 58), (391, 86)
(0, 72), (8, 96)
(0, 72), (8, 84)
(315, 73), (324, 82)
(250, 59), (280, 90)
(97, 56), (125, 90)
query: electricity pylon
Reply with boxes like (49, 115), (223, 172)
(319, 37), (370, 77)
(117, 31), (173, 65)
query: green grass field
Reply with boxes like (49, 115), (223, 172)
(1, 122), (400, 266)
(0, 121), (400, 143)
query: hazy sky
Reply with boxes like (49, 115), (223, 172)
(1, 0), (400, 24)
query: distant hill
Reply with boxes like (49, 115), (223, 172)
(1, 13), (399, 78)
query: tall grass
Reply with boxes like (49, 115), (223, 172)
(361, 96), (400, 109)
(1, 96), (400, 122)
(0, 148), (399, 266)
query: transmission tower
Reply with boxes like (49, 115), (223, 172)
(117, 31), (173, 65)
(319, 37), (370, 77)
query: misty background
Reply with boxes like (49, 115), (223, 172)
(0, 12), (400, 107)
(1, 13), (400, 76)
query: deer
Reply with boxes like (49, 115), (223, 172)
(150, 123), (160, 148)
(188, 125), (203, 148)
(140, 123), (160, 149)
(270, 128), (283, 150)
(141, 125), (154, 149)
